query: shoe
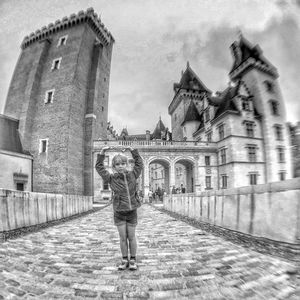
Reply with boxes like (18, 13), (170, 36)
(129, 259), (138, 270)
(118, 259), (129, 270)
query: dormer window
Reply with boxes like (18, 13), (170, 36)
(270, 100), (279, 116)
(218, 124), (225, 140)
(242, 98), (251, 111)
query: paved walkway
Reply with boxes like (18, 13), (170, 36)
(0, 205), (299, 299)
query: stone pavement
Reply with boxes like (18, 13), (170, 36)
(0, 204), (299, 300)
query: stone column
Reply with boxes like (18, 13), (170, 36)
(194, 155), (201, 194)
(169, 158), (176, 191)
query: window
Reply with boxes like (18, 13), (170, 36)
(247, 145), (257, 162)
(205, 156), (210, 166)
(51, 58), (62, 70)
(39, 139), (48, 153)
(249, 173), (257, 185)
(218, 124), (224, 140)
(274, 125), (283, 140)
(264, 80), (274, 93)
(221, 175), (228, 189)
(102, 106), (104, 112)
(277, 147), (285, 163)
(174, 114), (177, 121)
(245, 121), (254, 137)
(205, 176), (211, 189)
(44, 89), (55, 104)
(205, 108), (210, 122)
(155, 171), (157, 179)
(242, 98), (250, 111)
(279, 171), (286, 181)
(270, 100), (279, 115)
(57, 35), (68, 46)
(161, 170), (164, 178)
(16, 183), (24, 191)
(206, 131), (212, 142)
(220, 148), (226, 164)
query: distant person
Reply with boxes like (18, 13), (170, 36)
(171, 186), (176, 194)
(95, 146), (143, 271)
(148, 190), (153, 203)
(138, 190), (144, 203)
(181, 184), (186, 194)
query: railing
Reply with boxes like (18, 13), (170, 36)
(94, 140), (217, 149)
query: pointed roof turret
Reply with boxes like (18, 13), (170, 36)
(229, 35), (278, 79)
(173, 62), (211, 93)
(152, 117), (166, 139)
(181, 101), (201, 125)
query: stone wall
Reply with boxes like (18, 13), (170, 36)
(164, 178), (300, 244)
(0, 189), (93, 232)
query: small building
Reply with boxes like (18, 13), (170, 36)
(0, 115), (33, 191)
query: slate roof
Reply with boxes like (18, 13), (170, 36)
(152, 118), (166, 139)
(181, 101), (201, 125)
(174, 62), (211, 93)
(213, 84), (240, 119)
(0, 115), (29, 155)
(230, 35), (274, 74)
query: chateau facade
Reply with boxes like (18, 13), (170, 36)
(169, 36), (293, 188)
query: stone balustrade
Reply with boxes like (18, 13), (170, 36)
(94, 139), (217, 150)
(0, 189), (93, 232)
(164, 178), (300, 244)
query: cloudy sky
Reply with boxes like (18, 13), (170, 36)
(0, 0), (299, 135)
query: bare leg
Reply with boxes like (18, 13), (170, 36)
(117, 224), (128, 257)
(127, 224), (137, 258)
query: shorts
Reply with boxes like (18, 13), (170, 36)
(114, 209), (137, 227)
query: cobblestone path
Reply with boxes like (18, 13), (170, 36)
(0, 205), (299, 299)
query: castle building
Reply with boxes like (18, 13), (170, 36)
(169, 35), (293, 188)
(3, 8), (114, 195)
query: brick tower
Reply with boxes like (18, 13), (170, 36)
(229, 35), (292, 182)
(4, 8), (114, 195)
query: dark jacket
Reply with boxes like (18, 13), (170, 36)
(95, 149), (143, 212)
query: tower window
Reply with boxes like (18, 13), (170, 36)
(205, 156), (210, 166)
(270, 100), (279, 115)
(39, 139), (48, 153)
(205, 176), (211, 189)
(206, 131), (212, 142)
(277, 147), (285, 163)
(44, 89), (55, 104)
(274, 124), (283, 140)
(102, 106), (104, 112)
(245, 121), (254, 137)
(218, 124), (225, 140)
(249, 173), (258, 185)
(51, 58), (62, 70)
(264, 80), (274, 93)
(221, 174), (228, 189)
(57, 35), (68, 46)
(220, 148), (226, 164)
(247, 145), (257, 162)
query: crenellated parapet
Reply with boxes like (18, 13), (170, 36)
(21, 7), (114, 49)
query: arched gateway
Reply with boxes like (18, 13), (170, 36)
(93, 140), (217, 201)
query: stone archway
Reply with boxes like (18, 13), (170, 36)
(148, 158), (171, 194)
(174, 158), (195, 193)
